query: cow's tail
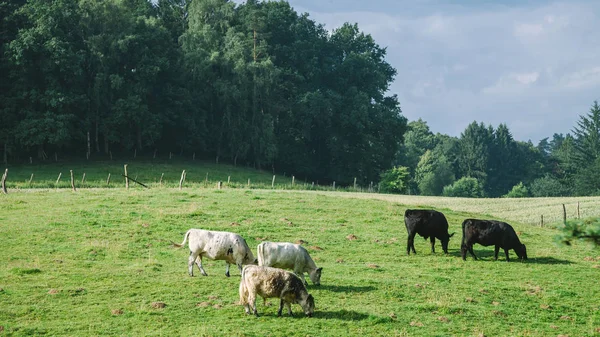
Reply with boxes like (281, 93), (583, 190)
(171, 230), (191, 248)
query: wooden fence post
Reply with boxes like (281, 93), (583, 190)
(577, 202), (580, 219)
(56, 172), (62, 185)
(292, 176), (295, 186)
(217, 181), (222, 190)
(81, 173), (86, 185)
(247, 179), (250, 188)
(354, 177), (357, 190)
(1, 168), (7, 194)
(272, 175), (276, 188)
(227, 176), (231, 184)
(205, 172), (209, 183)
(179, 170), (186, 190)
(540, 215), (544, 227)
(124, 164), (129, 189)
(333, 181), (336, 190)
(107, 173), (111, 185)
(70, 170), (76, 192)
(159, 173), (164, 186)
(562, 204), (567, 224)
(29, 173), (34, 185)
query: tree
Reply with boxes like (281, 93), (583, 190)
(415, 150), (454, 196)
(457, 122), (493, 184)
(572, 101), (600, 165)
(379, 166), (410, 194)
(442, 177), (484, 198)
(529, 175), (571, 197)
(395, 119), (436, 172)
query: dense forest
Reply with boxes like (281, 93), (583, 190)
(1, 0), (599, 197)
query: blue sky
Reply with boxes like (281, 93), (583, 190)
(236, 0), (600, 142)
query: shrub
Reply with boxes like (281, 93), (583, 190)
(379, 166), (410, 194)
(442, 177), (484, 198)
(503, 182), (529, 198)
(530, 175), (571, 197)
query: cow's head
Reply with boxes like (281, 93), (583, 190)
(441, 232), (455, 254)
(300, 294), (315, 317)
(309, 267), (323, 286)
(516, 244), (528, 260)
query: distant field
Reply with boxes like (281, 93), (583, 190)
(321, 192), (600, 227)
(1, 188), (599, 336)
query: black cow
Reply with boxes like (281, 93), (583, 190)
(404, 209), (454, 255)
(461, 219), (527, 262)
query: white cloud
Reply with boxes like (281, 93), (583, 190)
(278, 0), (600, 142)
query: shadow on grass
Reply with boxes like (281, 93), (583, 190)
(316, 285), (377, 293)
(527, 256), (573, 265)
(313, 309), (371, 321)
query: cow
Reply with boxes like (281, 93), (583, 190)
(257, 241), (322, 286)
(404, 209), (454, 255)
(173, 229), (256, 277)
(461, 219), (528, 262)
(239, 265), (315, 317)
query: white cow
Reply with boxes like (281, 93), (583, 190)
(257, 242), (322, 286)
(174, 229), (256, 277)
(239, 265), (315, 317)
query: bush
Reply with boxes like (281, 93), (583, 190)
(503, 182), (529, 198)
(442, 177), (484, 198)
(379, 166), (410, 194)
(530, 175), (571, 197)
(557, 218), (600, 246)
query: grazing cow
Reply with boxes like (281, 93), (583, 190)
(404, 209), (454, 255)
(257, 242), (322, 286)
(239, 265), (315, 317)
(173, 229), (256, 277)
(461, 219), (528, 262)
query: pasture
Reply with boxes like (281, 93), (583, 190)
(1, 188), (599, 336)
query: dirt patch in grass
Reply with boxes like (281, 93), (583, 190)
(346, 234), (357, 241)
(48, 289), (59, 295)
(151, 302), (166, 309)
(111, 309), (123, 315)
(310, 245), (323, 251)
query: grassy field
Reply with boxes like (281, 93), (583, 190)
(1, 187), (599, 336)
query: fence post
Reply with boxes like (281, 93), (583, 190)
(179, 170), (186, 190)
(292, 176), (295, 187)
(354, 177), (357, 190)
(217, 181), (222, 190)
(272, 175), (276, 189)
(562, 204), (567, 224)
(107, 173), (111, 185)
(1, 168), (7, 194)
(29, 173), (34, 186)
(159, 173), (164, 186)
(56, 172), (62, 185)
(333, 181), (336, 190)
(247, 179), (250, 188)
(81, 173), (86, 185)
(577, 202), (580, 219)
(124, 165), (129, 189)
(227, 176), (231, 184)
(540, 215), (544, 227)
(70, 170), (76, 192)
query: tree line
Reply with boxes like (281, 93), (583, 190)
(1, 0), (598, 197)
(385, 101), (600, 197)
(0, 0), (406, 186)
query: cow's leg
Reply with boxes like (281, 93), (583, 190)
(407, 232), (417, 255)
(277, 299), (284, 317)
(504, 249), (510, 262)
(225, 262), (230, 277)
(248, 293), (258, 317)
(195, 255), (208, 276)
(188, 251), (199, 276)
(461, 243), (467, 260)
(430, 237), (436, 253)
(294, 269), (308, 286)
(468, 244), (478, 260)
(286, 302), (293, 316)
(494, 245), (500, 260)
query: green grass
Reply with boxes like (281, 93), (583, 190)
(1, 188), (600, 336)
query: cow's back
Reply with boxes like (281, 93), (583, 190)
(405, 209), (448, 235)
(259, 242), (305, 269)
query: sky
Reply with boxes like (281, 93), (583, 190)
(236, 0), (600, 143)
